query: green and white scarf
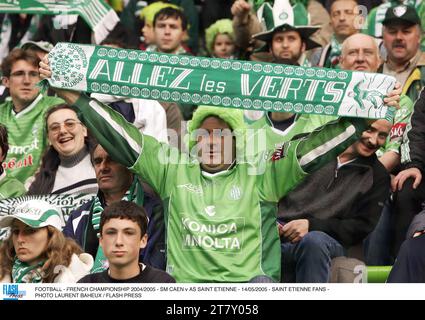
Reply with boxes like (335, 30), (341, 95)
(12, 258), (44, 283)
(325, 35), (342, 69)
(0, 14), (40, 64)
(90, 178), (144, 273)
(46, 42), (397, 121)
(0, 0), (119, 44)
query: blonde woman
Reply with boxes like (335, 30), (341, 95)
(0, 199), (93, 283)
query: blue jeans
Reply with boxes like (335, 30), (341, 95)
(363, 198), (394, 266)
(281, 231), (345, 283)
(249, 275), (276, 283)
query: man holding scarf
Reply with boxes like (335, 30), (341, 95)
(40, 52), (401, 282)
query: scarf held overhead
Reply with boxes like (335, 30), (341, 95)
(47, 42), (396, 121)
(0, 0), (119, 44)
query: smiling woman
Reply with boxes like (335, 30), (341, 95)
(27, 104), (98, 196)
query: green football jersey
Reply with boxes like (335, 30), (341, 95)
(0, 95), (64, 187)
(72, 94), (367, 282)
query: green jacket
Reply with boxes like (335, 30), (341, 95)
(0, 95), (64, 186)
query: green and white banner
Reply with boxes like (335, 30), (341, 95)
(0, 193), (95, 241)
(0, 0), (119, 44)
(47, 42), (397, 120)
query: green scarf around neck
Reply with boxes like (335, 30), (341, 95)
(12, 258), (44, 283)
(325, 34), (342, 69)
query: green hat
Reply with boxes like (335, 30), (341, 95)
(187, 106), (246, 157)
(252, 2), (320, 50)
(382, 4), (421, 26)
(0, 199), (64, 230)
(140, 1), (180, 26)
(21, 41), (54, 53)
(205, 19), (235, 54)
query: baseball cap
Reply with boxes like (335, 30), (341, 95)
(382, 5), (421, 26)
(0, 199), (64, 230)
(21, 41), (54, 53)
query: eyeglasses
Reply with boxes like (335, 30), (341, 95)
(9, 71), (40, 79)
(48, 120), (82, 134)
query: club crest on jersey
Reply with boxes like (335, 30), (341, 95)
(204, 206), (216, 217)
(228, 185), (242, 200)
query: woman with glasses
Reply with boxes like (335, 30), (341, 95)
(27, 104), (98, 195)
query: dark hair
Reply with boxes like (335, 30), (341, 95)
(27, 104), (97, 195)
(153, 7), (188, 31)
(89, 142), (100, 165)
(100, 201), (148, 237)
(1, 48), (40, 77)
(100, 37), (127, 49)
(0, 124), (8, 159)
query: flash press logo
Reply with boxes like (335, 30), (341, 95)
(2, 284), (26, 300)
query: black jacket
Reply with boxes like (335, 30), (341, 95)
(401, 89), (425, 173)
(278, 154), (390, 248)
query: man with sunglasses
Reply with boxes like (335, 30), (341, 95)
(0, 48), (63, 189)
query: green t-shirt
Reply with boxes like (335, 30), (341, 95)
(0, 94), (64, 187)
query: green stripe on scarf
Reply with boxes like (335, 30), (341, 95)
(0, 0), (119, 44)
(12, 258), (44, 283)
(46, 42), (396, 122)
(324, 35), (342, 69)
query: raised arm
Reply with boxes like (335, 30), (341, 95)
(40, 57), (142, 168)
(259, 117), (369, 202)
